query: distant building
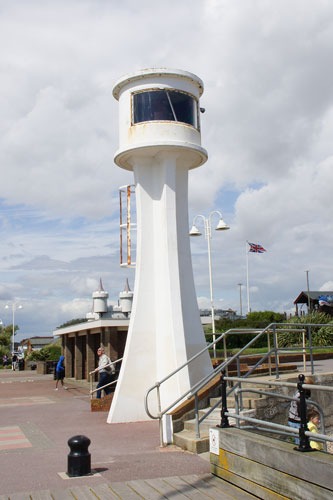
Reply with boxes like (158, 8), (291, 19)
(54, 278), (133, 381)
(19, 336), (55, 353)
(200, 308), (238, 320)
(294, 291), (333, 316)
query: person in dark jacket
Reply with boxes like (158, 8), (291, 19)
(54, 355), (67, 390)
(12, 353), (18, 371)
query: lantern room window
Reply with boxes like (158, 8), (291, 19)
(132, 89), (198, 129)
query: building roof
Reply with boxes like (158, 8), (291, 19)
(294, 291), (333, 304)
(20, 337), (55, 346)
(53, 318), (130, 336)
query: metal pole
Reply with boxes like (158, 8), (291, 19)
(302, 329), (306, 372)
(156, 384), (164, 447)
(12, 305), (15, 354)
(246, 242), (250, 313)
(273, 325), (280, 379)
(308, 325), (314, 375)
(238, 283), (243, 317)
(195, 393), (200, 439)
(206, 219), (216, 359)
(305, 270), (311, 313)
(267, 331), (272, 376)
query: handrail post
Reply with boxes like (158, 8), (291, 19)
(308, 326), (314, 375)
(267, 330), (272, 376)
(234, 391), (240, 428)
(294, 374), (312, 452)
(90, 372), (93, 400)
(217, 370), (230, 428)
(223, 335), (228, 376)
(273, 325), (280, 379)
(156, 383), (164, 447)
(195, 393), (200, 439)
(302, 329), (306, 372)
(236, 358), (243, 411)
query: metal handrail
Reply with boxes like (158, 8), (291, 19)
(222, 375), (333, 451)
(145, 323), (276, 420)
(89, 357), (123, 398)
(144, 322), (333, 445)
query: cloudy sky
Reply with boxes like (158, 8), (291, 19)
(1, 0), (333, 340)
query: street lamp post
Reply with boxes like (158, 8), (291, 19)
(190, 210), (230, 359)
(5, 303), (23, 354)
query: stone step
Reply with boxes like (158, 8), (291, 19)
(173, 428), (210, 454)
(183, 407), (256, 432)
(174, 405), (257, 454)
(210, 396), (260, 409)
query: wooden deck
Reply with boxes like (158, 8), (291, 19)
(4, 474), (257, 499)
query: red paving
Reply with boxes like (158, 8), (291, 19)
(0, 425), (32, 450)
(0, 369), (210, 496)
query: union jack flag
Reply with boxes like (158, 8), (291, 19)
(248, 242), (266, 253)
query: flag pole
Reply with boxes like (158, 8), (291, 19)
(246, 241), (250, 313)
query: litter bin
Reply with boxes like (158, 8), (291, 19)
(18, 358), (25, 371)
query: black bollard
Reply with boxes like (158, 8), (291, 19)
(294, 374), (312, 452)
(67, 435), (91, 477)
(217, 370), (230, 429)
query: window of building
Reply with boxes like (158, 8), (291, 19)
(132, 89), (198, 129)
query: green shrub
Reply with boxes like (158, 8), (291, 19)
(26, 343), (61, 362)
(278, 312), (333, 347)
(213, 311), (284, 350)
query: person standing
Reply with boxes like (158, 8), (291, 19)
(307, 408), (323, 450)
(12, 353), (18, 371)
(2, 354), (8, 369)
(54, 355), (67, 390)
(94, 347), (115, 399)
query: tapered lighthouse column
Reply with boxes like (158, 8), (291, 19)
(108, 69), (212, 423)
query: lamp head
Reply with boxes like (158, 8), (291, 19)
(215, 218), (230, 231)
(189, 225), (202, 237)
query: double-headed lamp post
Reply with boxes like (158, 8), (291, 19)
(5, 302), (23, 354)
(189, 210), (230, 359)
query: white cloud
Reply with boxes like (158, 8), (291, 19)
(0, 0), (333, 337)
(320, 282), (333, 291)
(60, 298), (91, 317)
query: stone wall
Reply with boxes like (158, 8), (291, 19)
(249, 373), (333, 432)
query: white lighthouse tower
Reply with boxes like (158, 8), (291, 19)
(108, 68), (212, 423)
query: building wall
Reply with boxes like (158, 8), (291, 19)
(61, 326), (127, 381)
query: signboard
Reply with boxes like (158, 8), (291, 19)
(209, 428), (219, 455)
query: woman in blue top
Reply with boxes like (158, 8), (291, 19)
(55, 355), (67, 390)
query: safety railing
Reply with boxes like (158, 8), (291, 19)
(218, 372), (333, 452)
(89, 357), (123, 399)
(144, 322), (333, 445)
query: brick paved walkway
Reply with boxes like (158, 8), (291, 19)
(0, 370), (225, 498)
